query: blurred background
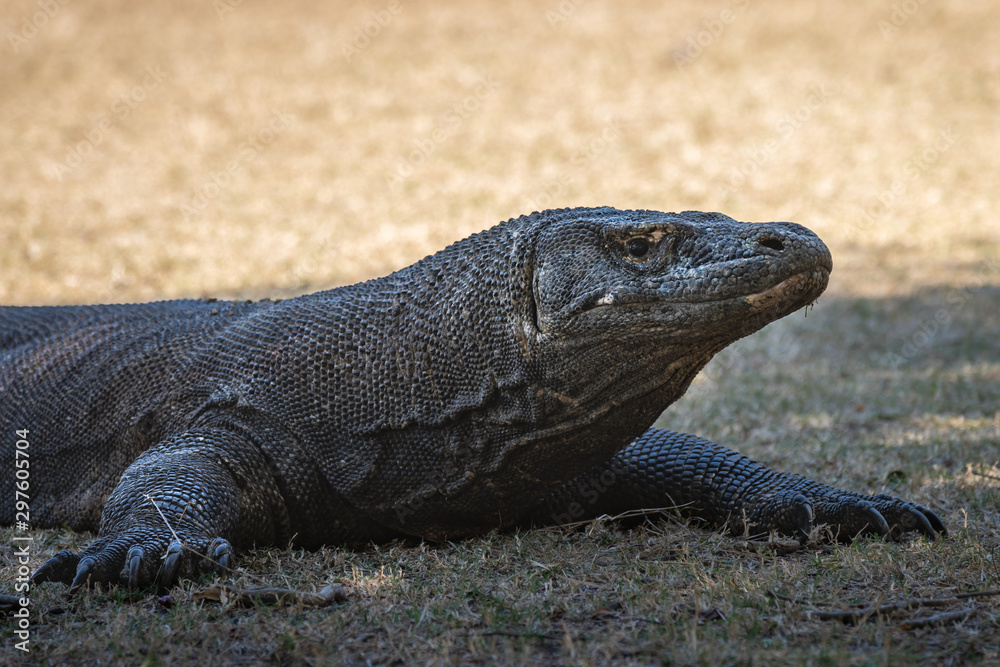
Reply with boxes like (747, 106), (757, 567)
(0, 0), (995, 305)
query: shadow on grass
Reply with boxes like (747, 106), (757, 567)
(668, 283), (1000, 432)
(3, 285), (998, 665)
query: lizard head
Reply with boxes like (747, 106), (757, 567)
(527, 207), (832, 349)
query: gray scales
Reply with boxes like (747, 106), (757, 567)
(0, 207), (944, 594)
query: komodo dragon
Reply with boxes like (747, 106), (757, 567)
(1, 207), (944, 594)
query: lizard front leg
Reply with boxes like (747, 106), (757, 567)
(32, 428), (289, 592)
(527, 428), (945, 542)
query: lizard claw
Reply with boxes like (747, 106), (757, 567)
(786, 488), (945, 544)
(791, 494), (813, 543)
(32, 532), (238, 595)
(127, 547), (145, 591)
(856, 504), (890, 540)
(69, 557), (98, 595)
(743, 478), (943, 544)
(868, 495), (945, 540)
(810, 498), (893, 543)
(210, 539), (234, 577)
(31, 550), (81, 585)
(916, 504), (947, 537)
(899, 505), (938, 540)
(160, 541), (184, 590)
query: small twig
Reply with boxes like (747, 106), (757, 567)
(956, 589), (1000, 600)
(899, 608), (978, 630)
(143, 494), (230, 575)
(145, 494), (183, 545)
(733, 540), (803, 556)
(528, 560), (611, 590)
(766, 590), (803, 603)
(806, 605), (905, 623)
(128, 494), (346, 597)
(968, 468), (1000, 483)
(769, 589), (1000, 626)
(542, 504), (695, 531)
(478, 630), (559, 640)
(193, 583), (347, 608)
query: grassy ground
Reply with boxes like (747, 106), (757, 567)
(1, 0), (998, 664)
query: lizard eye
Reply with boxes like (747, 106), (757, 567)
(626, 237), (652, 260)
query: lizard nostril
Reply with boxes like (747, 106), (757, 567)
(759, 237), (784, 251)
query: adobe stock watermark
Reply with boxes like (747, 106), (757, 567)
(383, 75), (500, 192)
(884, 258), (1000, 369)
(878, 0), (930, 40)
(390, 467), (623, 527)
(289, 231), (339, 286)
(46, 65), (168, 181)
(341, 0), (414, 62)
(672, 0), (750, 69)
(524, 117), (623, 213)
(11, 429), (33, 652)
(545, 0), (591, 30)
(684, 320), (806, 402)
(394, 493), (429, 526)
(855, 125), (957, 232)
(214, 0), (244, 19)
(549, 469), (620, 526)
(181, 109), (295, 221)
(719, 83), (834, 197)
(7, 0), (70, 54)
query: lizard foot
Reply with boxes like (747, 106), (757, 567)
(32, 532), (235, 594)
(30, 427), (283, 595)
(741, 482), (946, 543)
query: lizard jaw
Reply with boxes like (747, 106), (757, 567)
(741, 268), (828, 314)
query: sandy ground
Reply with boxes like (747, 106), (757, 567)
(0, 0), (996, 306)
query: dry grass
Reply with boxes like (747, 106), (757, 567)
(1, 0), (998, 664)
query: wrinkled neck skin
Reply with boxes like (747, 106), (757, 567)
(523, 280), (825, 441)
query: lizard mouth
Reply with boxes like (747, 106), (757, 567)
(575, 266), (830, 313)
(740, 268), (828, 313)
(535, 265), (831, 336)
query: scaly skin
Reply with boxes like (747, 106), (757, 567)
(0, 207), (944, 594)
